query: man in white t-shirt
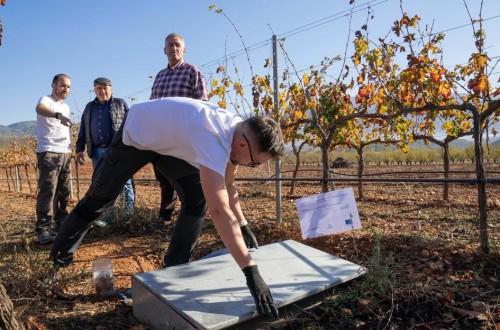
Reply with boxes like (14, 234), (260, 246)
(34, 74), (73, 244)
(51, 97), (284, 317)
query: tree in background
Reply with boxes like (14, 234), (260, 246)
(334, 117), (406, 200)
(0, 136), (37, 193)
(351, 2), (499, 252)
(208, 1), (499, 253)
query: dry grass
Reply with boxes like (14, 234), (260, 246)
(0, 162), (499, 329)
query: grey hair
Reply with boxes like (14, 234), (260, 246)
(165, 33), (185, 47)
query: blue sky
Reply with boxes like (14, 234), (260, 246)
(1, 0), (499, 126)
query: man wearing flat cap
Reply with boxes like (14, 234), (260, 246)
(75, 77), (134, 226)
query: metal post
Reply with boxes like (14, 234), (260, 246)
(15, 165), (20, 192)
(272, 35), (282, 223)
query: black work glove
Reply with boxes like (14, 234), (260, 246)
(240, 225), (259, 249)
(242, 265), (279, 318)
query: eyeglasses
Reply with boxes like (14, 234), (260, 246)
(242, 133), (261, 168)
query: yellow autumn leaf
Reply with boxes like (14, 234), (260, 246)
(477, 74), (489, 91)
(307, 100), (317, 109)
(460, 121), (472, 131)
(470, 53), (489, 69)
(302, 73), (310, 85)
(352, 55), (360, 67)
(378, 104), (388, 114)
(233, 82), (243, 95)
(442, 121), (453, 133)
(417, 70), (425, 83)
(438, 82), (451, 99)
(290, 83), (300, 95)
(218, 100), (226, 109)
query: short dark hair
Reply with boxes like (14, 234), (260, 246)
(245, 116), (284, 159)
(52, 74), (70, 85)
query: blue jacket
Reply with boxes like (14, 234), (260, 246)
(75, 96), (128, 157)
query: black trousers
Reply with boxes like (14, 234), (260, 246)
(51, 131), (207, 267)
(154, 166), (177, 220)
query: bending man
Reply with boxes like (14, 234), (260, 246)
(50, 96), (284, 317)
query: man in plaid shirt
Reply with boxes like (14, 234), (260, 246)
(149, 33), (208, 229)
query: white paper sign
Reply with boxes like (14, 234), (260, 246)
(295, 187), (361, 239)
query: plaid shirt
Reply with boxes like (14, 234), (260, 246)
(150, 61), (208, 100)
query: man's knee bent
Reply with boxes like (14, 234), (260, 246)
(175, 175), (207, 217)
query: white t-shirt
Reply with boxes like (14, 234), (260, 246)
(35, 95), (72, 153)
(123, 97), (242, 176)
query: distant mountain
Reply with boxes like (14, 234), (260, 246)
(490, 139), (500, 146)
(8, 121), (36, 136)
(361, 138), (473, 151)
(0, 121), (36, 137)
(449, 139), (473, 148)
(0, 125), (22, 137)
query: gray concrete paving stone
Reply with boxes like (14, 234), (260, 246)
(133, 239), (366, 329)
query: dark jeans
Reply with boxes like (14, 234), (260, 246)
(35, 151), (72, 233)
(154, 167), (177, 219)
(92, 146), (134, 210)
(51, 133), (207, 267)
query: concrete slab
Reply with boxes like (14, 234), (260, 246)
(132, 240), (366, 330)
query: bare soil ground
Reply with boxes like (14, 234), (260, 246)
(0, 162), (499, 329)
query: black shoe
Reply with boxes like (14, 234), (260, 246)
(37, 230), (55, 244)
(149, 216), (173, 231)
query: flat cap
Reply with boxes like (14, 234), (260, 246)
(93, 77), (111, 86)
